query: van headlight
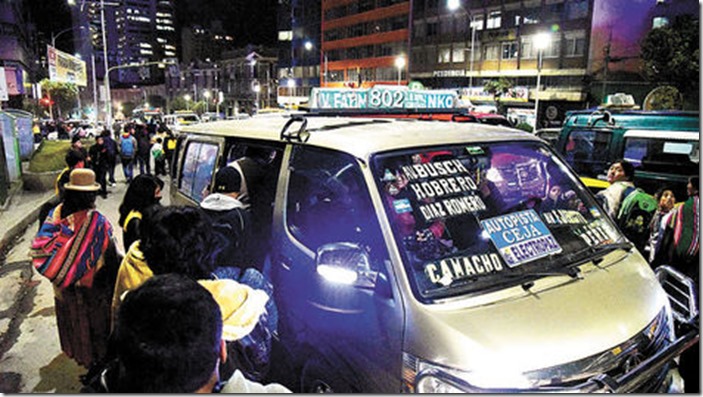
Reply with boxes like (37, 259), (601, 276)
(402, 353), (531, 393)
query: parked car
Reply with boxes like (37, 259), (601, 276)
(170, 113), (697, 393)
(554, 109), (699, 199)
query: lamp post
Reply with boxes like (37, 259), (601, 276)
(447, 0), (477, 90)
(286, 79), (296, 109)
(395, 55), (406, 85)
(203, 90), (211, 113)
(304, 40), (328, 87)
(184, 94), (191, 111)
(252, 81), (261, 113)
(532, 32), (550, 132)
(105, 60), (173, 125)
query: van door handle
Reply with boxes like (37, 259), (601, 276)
(280, 256), (293, 270)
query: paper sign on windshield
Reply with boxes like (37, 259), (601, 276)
(480, 209), (562, 268)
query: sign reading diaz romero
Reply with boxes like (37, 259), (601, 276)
(480, 209), (562, 268)
(310, 86), (457, 110)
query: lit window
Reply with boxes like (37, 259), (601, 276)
(438, 47), (451, 63)
(501, 41), (518, 59)
(487, 11), (501, 29)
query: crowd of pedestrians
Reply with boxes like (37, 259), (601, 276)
(29, 121), (288, 393)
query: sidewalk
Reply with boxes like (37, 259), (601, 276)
(0, 185), (55, 255)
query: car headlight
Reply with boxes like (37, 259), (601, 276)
(402, 353), (531, 393)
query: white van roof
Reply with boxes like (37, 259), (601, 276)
(180, 114), (538, 160)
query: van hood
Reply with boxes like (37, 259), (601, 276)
(405, 250), (669, 380)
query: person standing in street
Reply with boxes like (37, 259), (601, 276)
(30, 168), (119, 370)
(89, 135), (110, 198)
(117, 174), (164, 252)
(151, 137), (167, 176)
(135, 124), (151, 175)
(596, 159), (635, 218)
(102, 129), (118, 186)
(87, 274), (289, 393)
(119, 126), (137, 183)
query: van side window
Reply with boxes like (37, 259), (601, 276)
(179, 141), (219, 203)
(563, 129), (611, 178)
(287, 146), (386, 263)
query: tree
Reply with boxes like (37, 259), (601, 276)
(483, 77), (514, 115)
(40, 79), (79, 119)
(641, 15), (699, 102)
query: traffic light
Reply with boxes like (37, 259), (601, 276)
(39, 97), (54, 107)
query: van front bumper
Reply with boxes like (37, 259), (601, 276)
(414, 323), (698, 393)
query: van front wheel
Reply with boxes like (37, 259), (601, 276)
(301, 358), (350, 393)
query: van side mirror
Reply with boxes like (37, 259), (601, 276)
(316, 242), (378, 289)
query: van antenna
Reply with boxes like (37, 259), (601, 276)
(280, 115), (310, 143)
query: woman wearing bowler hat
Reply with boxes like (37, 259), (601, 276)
(30, 168), (120, 370)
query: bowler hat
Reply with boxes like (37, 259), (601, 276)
(64, 168), (101, 192)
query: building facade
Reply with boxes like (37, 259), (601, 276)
(0, 0), (39, 109)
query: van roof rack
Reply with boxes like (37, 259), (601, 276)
(279, 115), (393, 143)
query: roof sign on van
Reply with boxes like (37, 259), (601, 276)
(309, 85), (458, 110)
(480, 209), (563, 268)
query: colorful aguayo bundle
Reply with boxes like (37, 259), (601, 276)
(31, 205), (112, 289)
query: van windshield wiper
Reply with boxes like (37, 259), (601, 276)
(502, 241), (634, 288)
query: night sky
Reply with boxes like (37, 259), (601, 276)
(26, 0), (278, 53)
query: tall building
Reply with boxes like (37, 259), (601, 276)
(321, 0), (411, 87)
(410, 0), (699, 126)
(0, 0), (39, 108)
(279, 0), (410, 92)
(73, 0), (177, 87)
(181, 22), (235, 64)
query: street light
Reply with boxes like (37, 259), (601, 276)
(252, 81), (261, 113)
(203, 90), (211, 113)
(395, 55), (406, 85)
(50, 25), (86, 48)
(184, 94), (191, 111)
(105, 60), (174, 125)
(447, 0), (477, 90)
(304, 40), (328, 87)
(286, 79), (296, 109)
(533, 32), (551, 132)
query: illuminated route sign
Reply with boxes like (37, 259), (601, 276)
(310, 86), (458, 110)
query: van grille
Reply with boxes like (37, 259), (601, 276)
(523, 309), (672, 392)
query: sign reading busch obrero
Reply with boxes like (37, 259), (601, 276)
(310, 85), (458, 110)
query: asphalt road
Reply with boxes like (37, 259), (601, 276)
(0, 164), (171, 393)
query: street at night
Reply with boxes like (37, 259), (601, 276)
(0, 0), (699, 393)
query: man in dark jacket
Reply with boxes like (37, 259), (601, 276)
(135, 124), (151, 175)
(200, 166), (252, 267)
(89, 135), (110, 198)
(102, 129), (118, 186)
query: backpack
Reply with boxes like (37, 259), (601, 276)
(120, 136), (135, 159)
(616, 187), (658, 252)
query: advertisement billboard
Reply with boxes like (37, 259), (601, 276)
(47, 45), (87, 87)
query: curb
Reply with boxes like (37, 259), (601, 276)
(0, 195), (55, 255)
